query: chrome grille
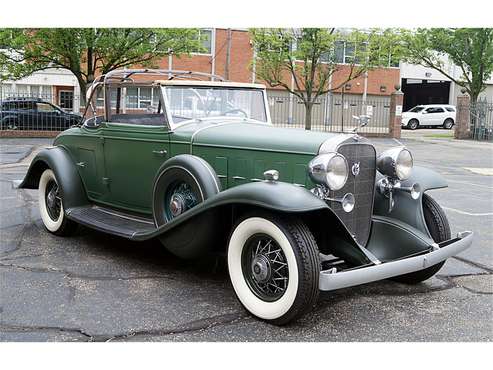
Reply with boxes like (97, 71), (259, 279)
(328, 142), (376, 246)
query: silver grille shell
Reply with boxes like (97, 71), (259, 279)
(327, 142), (376, 246)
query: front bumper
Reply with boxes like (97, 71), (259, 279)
(319, 231), (473, 291)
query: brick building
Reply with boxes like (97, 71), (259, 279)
(156, 28), (400, 126)
(158, 28), (400, 99)
(0, 28), (401, 123)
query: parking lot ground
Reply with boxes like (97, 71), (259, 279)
(0, 136), (492, 341)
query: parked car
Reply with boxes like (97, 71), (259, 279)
(0, 97), (81, 131)
(19, 70), (473, 325)
(402, 104), (456, 130)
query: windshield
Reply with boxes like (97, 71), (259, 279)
(409, 106), (425, 113)
(163, 86), (267, 124)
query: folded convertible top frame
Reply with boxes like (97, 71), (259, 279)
(101, 69), (225, 85)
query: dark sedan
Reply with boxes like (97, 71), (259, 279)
(0, 98), (81, 131)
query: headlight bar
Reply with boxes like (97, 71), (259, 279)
(308, 152), (349, 191)
(377, 147), (413, 181)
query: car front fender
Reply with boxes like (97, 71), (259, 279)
(139, 180), (373, 263)
(18, 146), (89, 209)
(373, 166), (448, 238)
(141, 180), (329, 241)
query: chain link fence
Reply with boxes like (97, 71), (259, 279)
(457, 98), (493, 141)
(0, 91), (82, 132)
(469, 99), (493, 141)
(267, 93), (391, 136)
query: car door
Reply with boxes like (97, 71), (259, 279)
(423, 107), (444, 126)
(100, 86), (171, 214)
(14, 101), (37, 129)
(36, 102), (64, 130)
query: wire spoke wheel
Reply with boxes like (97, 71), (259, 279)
(241, 233), (289, 302)
(45, 179), (61, 221)
(164, 181), (198, 221)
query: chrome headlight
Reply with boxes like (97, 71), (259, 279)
(308, 153), (348, 190)
(377, 147), (413, 180)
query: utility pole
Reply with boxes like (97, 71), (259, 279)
(341, 84), (346, 132)
(225, 28), (232, 80)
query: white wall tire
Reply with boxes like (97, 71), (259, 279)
(38, 169), (76, 236)
(228, 215), (319, 325)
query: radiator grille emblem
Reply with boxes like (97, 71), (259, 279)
(352, 162), (360, 176)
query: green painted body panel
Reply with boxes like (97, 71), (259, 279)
(54, 119), (335, 215)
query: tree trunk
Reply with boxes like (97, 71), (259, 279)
(75, 75), (88, 108)
(304, 101), (313, 130)
(470, 91), (479, 105)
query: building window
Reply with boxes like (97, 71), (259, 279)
(125, 87), (160, 109)
(0, 83), (13, 96)
(193, 29), (212, 55)
(16, 84), (28, 96)
(96, 88), (105, 108)
(1, 84), (52, 99)
(59, 90), (74, 110)
(321, 40), (399, 67)
(320, 40), (356, 64)
(31, 85), (52, 99)
(334, 41), (345, 63)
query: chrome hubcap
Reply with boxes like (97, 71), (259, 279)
(164, 182), (198, 221)
(169, 193), (185, 217)
(251, 254), (271, 283)
(242, 234), (289, 302)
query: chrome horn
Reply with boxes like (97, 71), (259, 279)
(393, 182), (421, 200)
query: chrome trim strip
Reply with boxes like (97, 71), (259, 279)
(93, 206), (155, 225)
(319, 231), (473, 291)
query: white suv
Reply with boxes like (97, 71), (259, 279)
(402, 104), (456, 130)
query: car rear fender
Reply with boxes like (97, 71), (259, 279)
(18, 146), (89, 209)
(373, 166), (448, 238)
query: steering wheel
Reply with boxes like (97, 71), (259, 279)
(223, 108), (248, 118)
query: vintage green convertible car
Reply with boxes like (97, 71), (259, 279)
(20, 69), (473, 325)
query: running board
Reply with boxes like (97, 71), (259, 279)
(66, 206), (156, 239)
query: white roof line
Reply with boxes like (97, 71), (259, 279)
(155, 80), (266, 89)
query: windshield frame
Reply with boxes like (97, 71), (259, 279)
(161, 85), (271, 130)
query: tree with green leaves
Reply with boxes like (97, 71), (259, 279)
(0, 28), (201, 104)
(250, 28), (403, 130)
(401, 28), (493, 104)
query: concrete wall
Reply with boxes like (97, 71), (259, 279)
(1, 68), (79, 96)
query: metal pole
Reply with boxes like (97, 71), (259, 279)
(211, 29), (216, 81)
(251, 47), (257, 83)
(225, 28), (232, 80)
(362, 71), (368, 114)
(168, 52), (173, 79)
(288, 73), (295, 124)
(341, 85), (345, 132)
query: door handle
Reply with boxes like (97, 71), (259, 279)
(76, 161), (86, 168)
(152, 149), (168, 156)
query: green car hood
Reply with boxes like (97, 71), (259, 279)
(178, 120), (344, 155)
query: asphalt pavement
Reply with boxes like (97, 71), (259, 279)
(0, 135), (492, 341)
